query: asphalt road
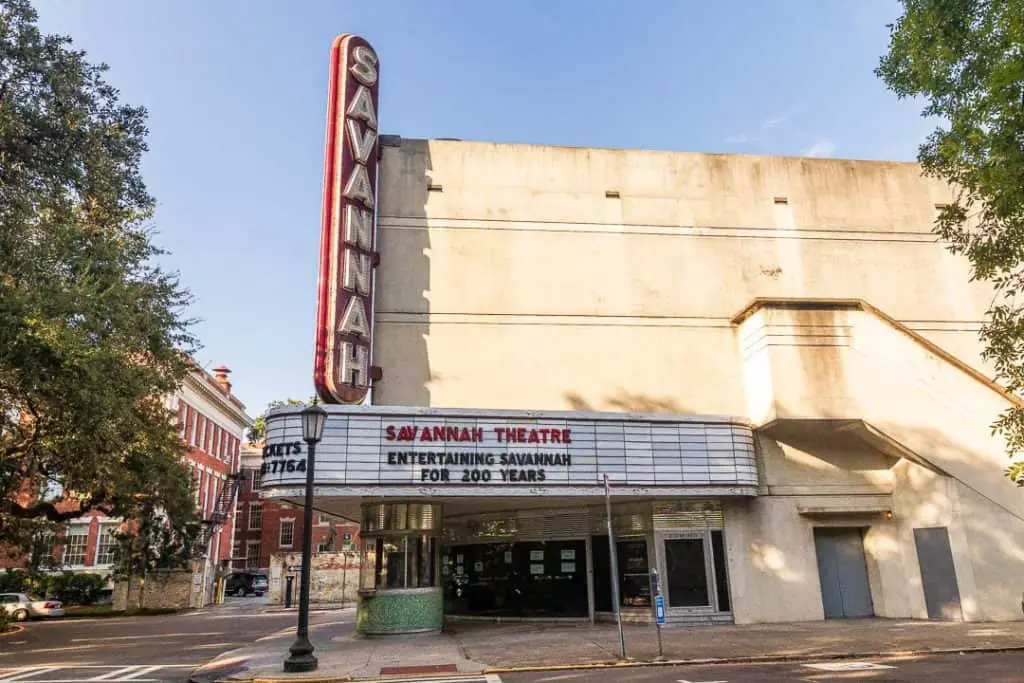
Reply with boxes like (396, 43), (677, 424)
(0, 597), (351, 683)
(502, 651), (1024, 683)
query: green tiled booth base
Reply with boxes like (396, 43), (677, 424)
(356, 588), (443, 635)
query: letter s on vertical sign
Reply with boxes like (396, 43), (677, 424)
(314, 34), (381, 405)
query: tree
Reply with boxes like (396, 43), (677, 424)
(247, 396), (317, 445)
(0, 0), (198, 545)
(876, 0), (1024, 485)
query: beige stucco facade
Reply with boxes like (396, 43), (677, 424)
(361, 137), (1024, 624)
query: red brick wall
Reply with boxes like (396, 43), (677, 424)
(231, 466), (359, 570)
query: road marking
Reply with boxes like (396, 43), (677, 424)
(0, 645), (101, 657)
(87, 668), (143, 681)
(119, 668), (162, 681)
(0, 666), (196, 683)
(677, 679), (727, 683)
(0, 667), (61, 682)
(71, 632), (225, 642)
(803, 662), (896, 671)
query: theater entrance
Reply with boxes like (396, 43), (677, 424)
(442, 539), (589, 618)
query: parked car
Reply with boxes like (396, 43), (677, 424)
(225, 572), (268, 597)
(0, 593), (65, 621)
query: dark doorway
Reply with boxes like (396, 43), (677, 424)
(592, 536), (650, 612)
(664, 537), (711, 607)
(913, 527), (963, 621)
(814, 527), (874, 619)
(442, 540), (588, 618)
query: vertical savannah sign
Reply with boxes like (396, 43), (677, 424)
(314, 34), (381, 404)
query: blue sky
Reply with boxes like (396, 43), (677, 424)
(33, 0), (929, 418)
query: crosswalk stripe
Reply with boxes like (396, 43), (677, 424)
(87, 667), (142, 681)
(119, 668), (162, 681)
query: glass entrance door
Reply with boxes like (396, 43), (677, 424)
(656, 531), (717, 610)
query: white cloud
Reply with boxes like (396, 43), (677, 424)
(803, 139), (837, 157)
(761, 115), (787, 130)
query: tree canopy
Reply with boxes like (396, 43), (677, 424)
(0, 0), (197, 546)
(876, 0), (1024, 485)
(247, 397), (317, 445)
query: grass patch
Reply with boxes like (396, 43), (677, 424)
(63, 605), (179, 618)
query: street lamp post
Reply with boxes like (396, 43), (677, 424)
(283, 403), (327, 673)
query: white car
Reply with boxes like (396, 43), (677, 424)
(0, 593), (66, 621)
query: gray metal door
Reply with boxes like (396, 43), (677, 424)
(913, 527), (963, 621)
(814, 527), (874, 619)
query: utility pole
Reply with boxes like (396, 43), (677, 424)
(604, 473), (626, 660)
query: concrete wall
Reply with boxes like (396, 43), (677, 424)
(373, 139), (994, 413)
(370, 138), (1024, 624)
(268, 551), (359, 606)
(111, 569), (199, 612)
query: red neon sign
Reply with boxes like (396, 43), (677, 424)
(313, 34), (380, 404)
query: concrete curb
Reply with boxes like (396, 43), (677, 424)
(0, 624), (26, 637)
(479, 644), (1024, 674)
(259, 606), (353, 615)
(200, 643), (1024, 682)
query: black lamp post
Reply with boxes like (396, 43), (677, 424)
(283, 403), (327, 673)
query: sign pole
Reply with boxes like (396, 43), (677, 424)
(604, 473), (626, 660)
(651, 569), (665, 660)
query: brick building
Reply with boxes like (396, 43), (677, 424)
(231, 443), (358, 574)
(2, 362), (253, 607)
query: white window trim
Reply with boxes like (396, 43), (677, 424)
(279, 518), (295, 548)
(62, 525), (90, 568)
(249, 501), (263, 530)
(93, 523), (119, 566)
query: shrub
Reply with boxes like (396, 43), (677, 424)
(0, 569), (107, 606)
(0, 569), (44, 596)
(0, 606), (9, 633)
(49, 572), (106, 606)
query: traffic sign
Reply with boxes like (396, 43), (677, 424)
(655, 595), (666, 625)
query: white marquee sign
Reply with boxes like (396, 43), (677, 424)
(260, 406), (758, 496)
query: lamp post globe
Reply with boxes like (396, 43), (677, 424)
(301, 403), (328, 443)
(283, 403), (327, 673)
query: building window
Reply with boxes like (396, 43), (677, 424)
(95, 525), (118, 566)
(359, 503), (440, 591)
(246, 541), (261, 569)
(249, 501), (263, 530)
(279, 519), (295, 548)
(29, 531), (58, 568)
(200, 474), (210, 517)
(179, 403), (187, 439)
(62, 526), (89, 566)
(317, 539), (330, 553)
(250, 467), (262, 491)
(189, 409), (198, 447)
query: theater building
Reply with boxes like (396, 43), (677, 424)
(259, 35), (1024, 634)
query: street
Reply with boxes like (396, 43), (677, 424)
(0, 597), (352, 683)
(502, 651), (1024, 683)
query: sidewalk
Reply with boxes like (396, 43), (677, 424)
(189, 616), (1024, 682)
(260, 602), (351, 614)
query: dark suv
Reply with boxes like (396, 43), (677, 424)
(226, 571), (268, 597)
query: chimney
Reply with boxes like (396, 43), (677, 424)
(212, 365), (232, 393)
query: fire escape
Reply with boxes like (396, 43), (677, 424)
(195, 472), (247, 559)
